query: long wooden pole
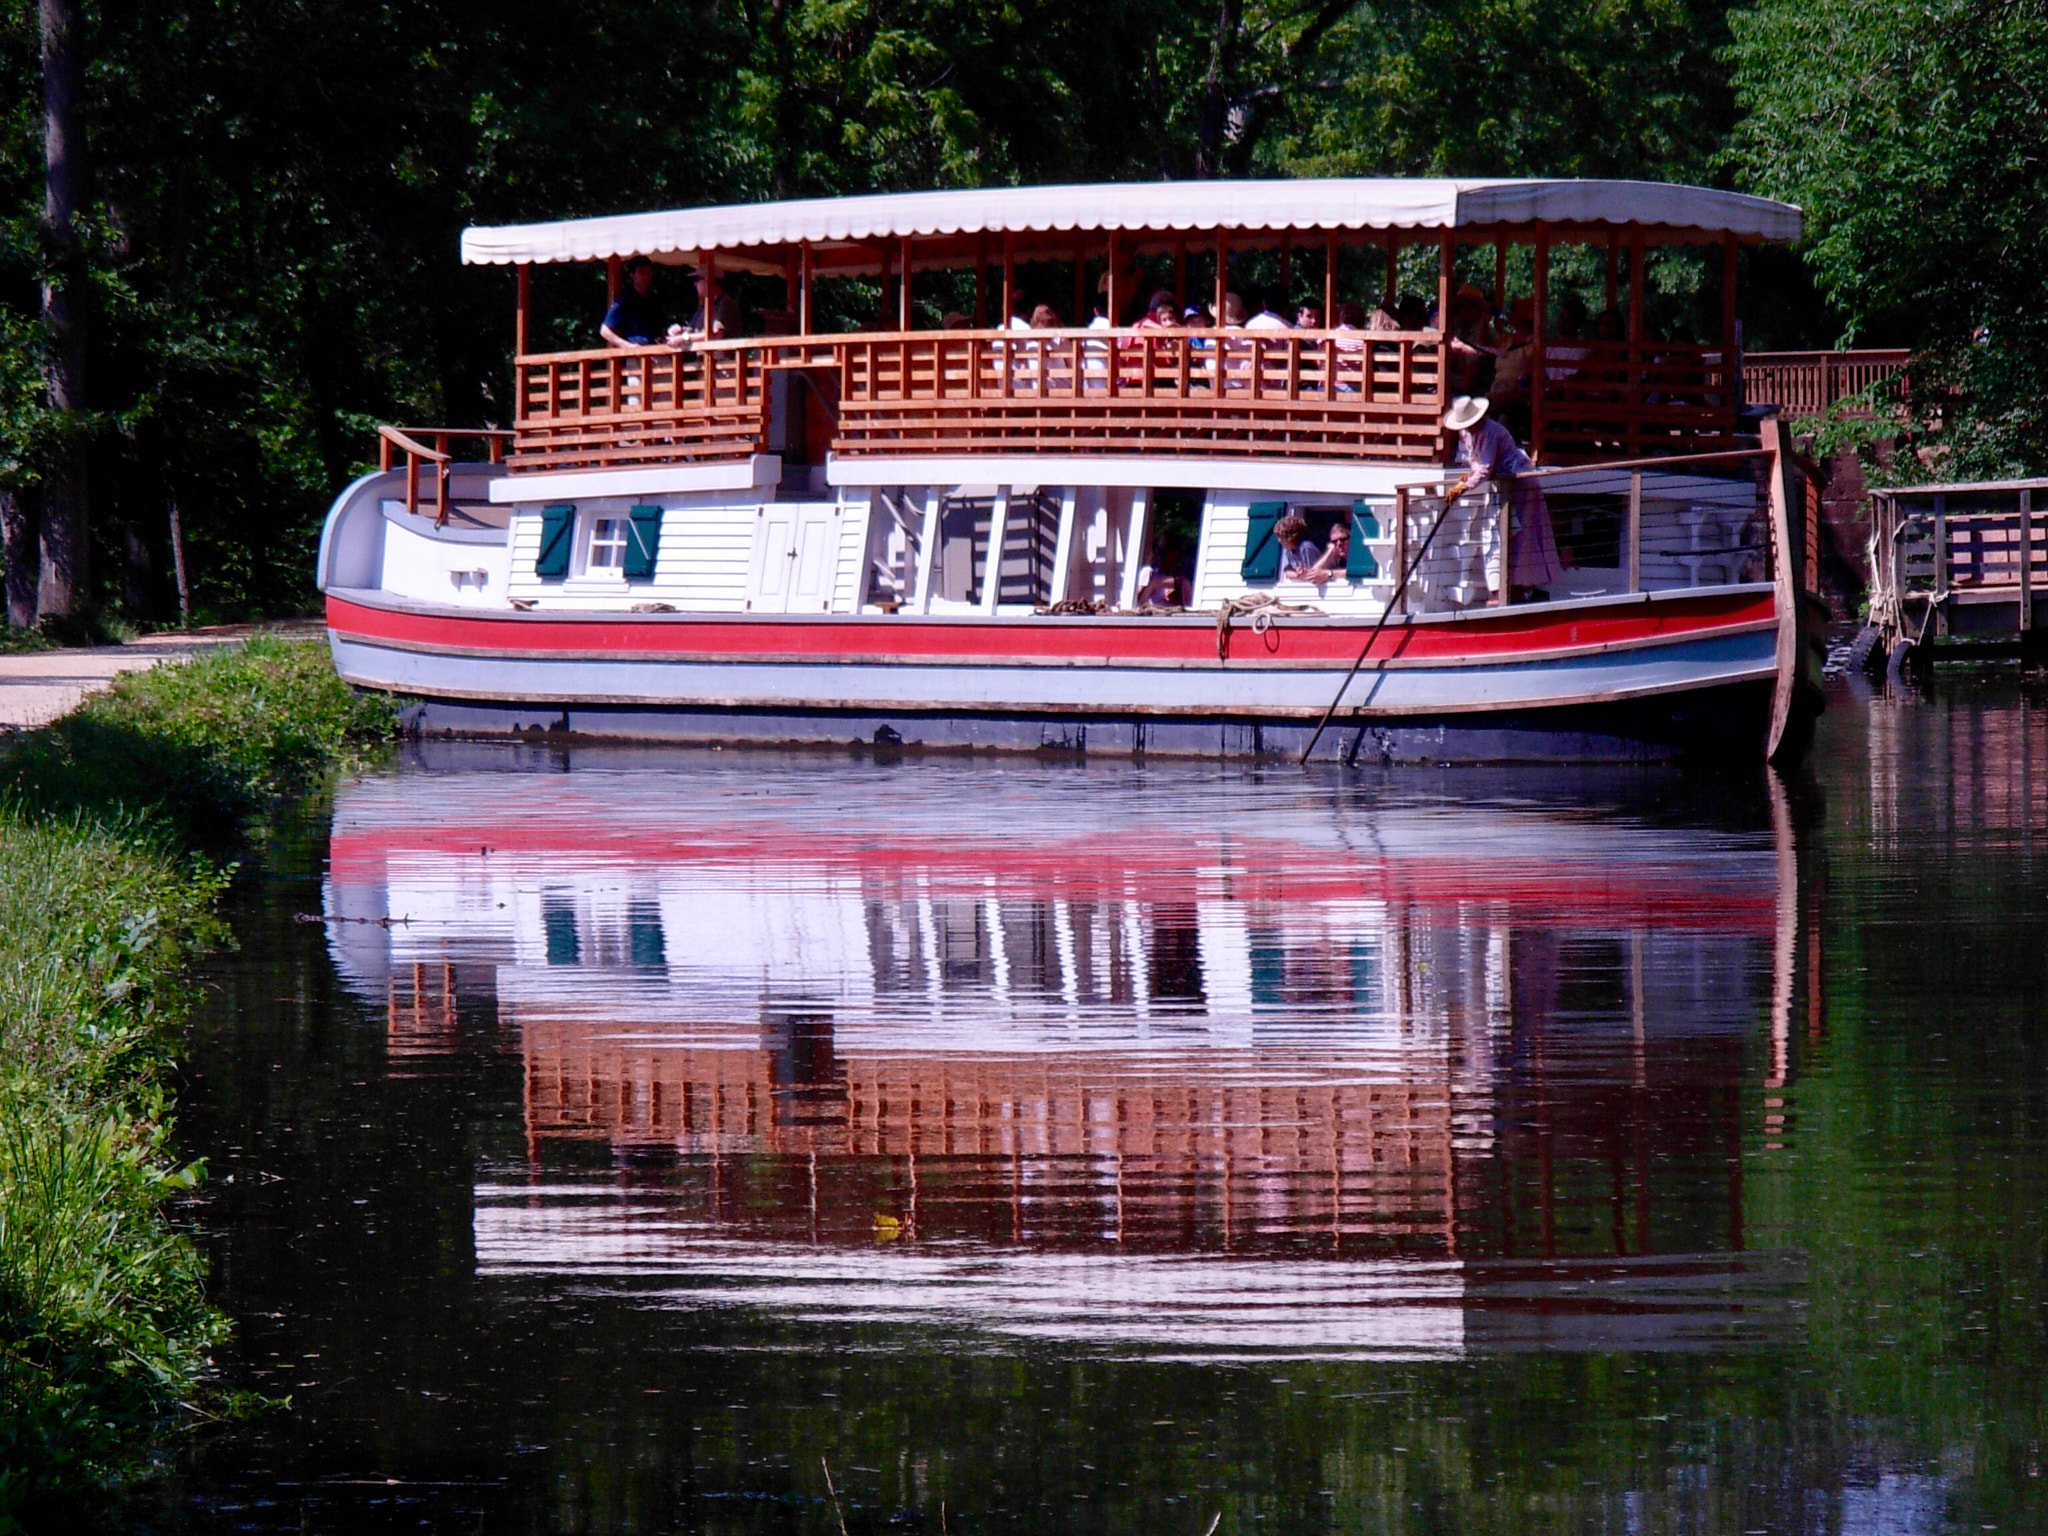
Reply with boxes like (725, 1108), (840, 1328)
(799, 241), (813, 334)
(515, 263), (531, 357)
(1298, 488), (1460, 764)
(1001, 233), (1014, 325)
(1322, 231), (1337, 324)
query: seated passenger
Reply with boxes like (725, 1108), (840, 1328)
(1301, 518), (1349, 584)
(1273, 511), (1323, 580)
(1295, 302), (1323, 330)
(1136, 290), (1179, 329)
(601, 256), (677, 349)
(1246, 291), (1291, 330)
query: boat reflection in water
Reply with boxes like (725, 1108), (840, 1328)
(326, 746), (1805, 1360)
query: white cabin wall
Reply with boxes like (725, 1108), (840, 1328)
(377, 512), (511, 609)
(505, 493), (757, 612)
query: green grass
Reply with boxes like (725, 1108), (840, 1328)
(0, 639), (398, 1524)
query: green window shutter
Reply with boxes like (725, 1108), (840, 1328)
(1241, 501), (1285, 582)
(624, 504), (662, 581)
(535, 504), (575, 580)
(1346, 499), (1381, 580)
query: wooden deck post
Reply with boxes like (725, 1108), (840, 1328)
(515, 263), (530, 358)
(606, 256), (621, 303)
(1001, 233), (1015, 326)
(1214, 227), (1228, 323)
(1496, 488), (1511, 607)
(799, 242), (813, 334)
(900, 235), (914, 329)
(1323, 232), (1337, 325)
(1628, 226), (1646, 459)
(1393, 487), (1410, 614)
(1106, 231), (1120, 326)
(973, 236), (986, 327)
(1436, 230), (1453, 331)
(2022, 488), (2035, 632)
(1531, 222), (1550, 462)
(1933, 493), (1950, 638)
(1626, 471), (1642, 593)
(1722, 233), (1740, 416)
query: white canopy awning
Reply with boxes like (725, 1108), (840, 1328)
(460, 178), (1803, 268)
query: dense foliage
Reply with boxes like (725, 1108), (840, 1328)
(0, 0), (2029, 620)
(1726, 0), (2048, 475)
(0, 637), (398, 1519)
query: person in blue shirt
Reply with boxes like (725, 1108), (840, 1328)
(601, 256), (674, 348)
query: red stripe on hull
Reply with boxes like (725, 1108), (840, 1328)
(330, 825), (1772, 933)
(326, 588), (1778, 667)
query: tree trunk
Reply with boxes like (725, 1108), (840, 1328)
(168, 497), (191, 625)
(1, 488), (39, 630)
(38, 0), (88, 620)
(1194, 0), (1241, 179)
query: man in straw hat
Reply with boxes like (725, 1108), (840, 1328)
(1442, 395), (1563, 602)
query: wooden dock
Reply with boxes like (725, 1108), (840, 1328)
(1870, 477), (2048, 662)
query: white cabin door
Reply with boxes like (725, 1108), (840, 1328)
(746, 503), (838, 613)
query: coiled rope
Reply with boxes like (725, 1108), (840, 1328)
(1214, 592), (1323, 661)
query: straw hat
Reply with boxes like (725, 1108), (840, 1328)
(1443, 395), (1490, 431)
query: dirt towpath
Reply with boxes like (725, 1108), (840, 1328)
(0, 622), (324, 731)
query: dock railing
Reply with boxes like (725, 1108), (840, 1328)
(1870, 478), (2048, 643)
(1742, 349), (1911, 419)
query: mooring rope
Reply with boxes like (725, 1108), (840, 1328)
(1214, 592), (1323, 661)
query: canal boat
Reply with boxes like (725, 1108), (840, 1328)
(318, 179), (1827, 762)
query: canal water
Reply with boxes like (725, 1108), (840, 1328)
(158, 677), (2048, 1534)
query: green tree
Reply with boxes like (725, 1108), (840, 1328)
(1726, 0), (2048, 474)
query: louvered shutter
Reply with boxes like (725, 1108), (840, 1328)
(535, 504), (575, 580)
(1240, 501), (1284, 582)
(625, 505), (662, 581)
(1346, 500), (1381, 580)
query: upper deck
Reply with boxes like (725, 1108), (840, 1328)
(465, 178), (1801, 484)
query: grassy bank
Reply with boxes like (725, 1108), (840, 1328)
(0, 637), (396, 1524)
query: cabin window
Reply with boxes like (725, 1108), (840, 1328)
(586, 516), (629, 572)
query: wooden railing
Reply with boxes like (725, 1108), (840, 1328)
(377, 426), (513, 524)
(1743, 349), (1911, 419)
(831, 328), (1446, 461)
(506, 329), (1751, 474)
(514, 345), (777, 471)
(1540, 342), (1744, 461)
